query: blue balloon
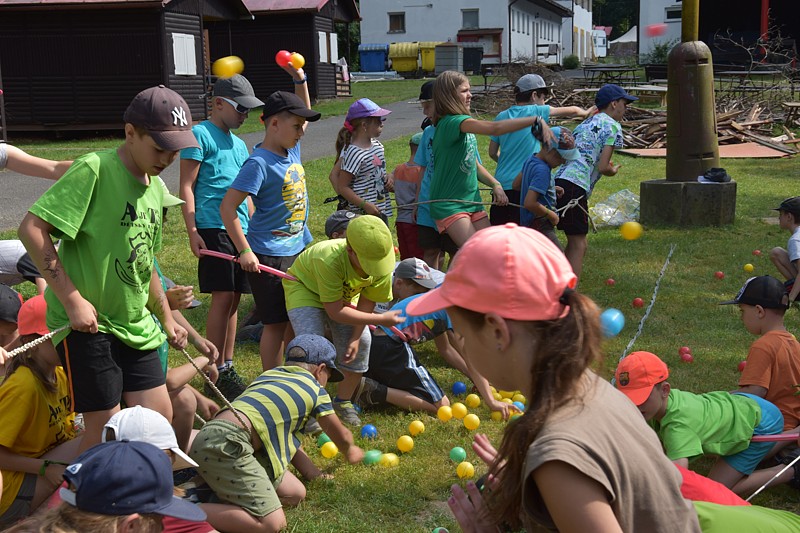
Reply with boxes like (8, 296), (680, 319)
(600, 308), (625, 337)
(452, 381), (467, 395)
(512, 401), (525, 411)
(360, 424), (378, 439)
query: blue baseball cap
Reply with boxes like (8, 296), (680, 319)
(286, 334), (344, 382)
(595, 84), (638, 108)
(60, 440), (207, 521)
(546, 126), (581, 161)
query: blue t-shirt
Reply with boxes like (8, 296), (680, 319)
(519, 156), (556, 227)
(490, 105), (551, 190)
(413, 125), (437, 229)
(379, 293), (452, 344)
(180, 121), (250, 232)
(230, 144), (312, 256)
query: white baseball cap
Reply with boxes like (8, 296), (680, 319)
(102, 406), (198, 470)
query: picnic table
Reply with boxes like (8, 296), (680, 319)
(626, 85), (668, 106)
(715, 69), (783, 96)
(583, 64), (640, 86)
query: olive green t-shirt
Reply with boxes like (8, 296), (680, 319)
(430, 114), (483, 220)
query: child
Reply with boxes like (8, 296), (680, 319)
(18, 85), (195, 452)
(0, 240), (46, 294)
(0, 284), (22, 348)
(282, 215), (404, 427)
(220, 64), (320, 372)
(391, 132), (425, 260)
(769, 196), (800, 303)
(429, 71), (553, 247)
(406, 224), (700, 531)
(514, 126), (580, 249)
(488, 73), (594, 225)
(180, 74), (264, 398)
(333, 98), (393, 221)
(720, 275), (800, 449)
(324, 210), (359, 240)
(615, 351), (796, 496)
(553, 83), (637, 278)
(188, 334), (364, 533)
(0, 141), (72, 180)
(0, 295), (82, 528)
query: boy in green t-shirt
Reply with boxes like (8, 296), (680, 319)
(18, 85), (198, 452)
(282, 215), (404, 428)
(615, 351), (797, 497)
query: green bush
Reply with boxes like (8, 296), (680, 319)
(563, 54), (580, 69)
(640, 38), (679, 64)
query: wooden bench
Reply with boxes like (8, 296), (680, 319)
(783, 102), (800, 126)
(626, 85), (668, 106)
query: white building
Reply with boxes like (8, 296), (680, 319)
(639, 0), (682, 59)
(359, 0), (576, 65)
(555, 0), (595, 62)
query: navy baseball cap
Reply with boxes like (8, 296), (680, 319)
(60, 440), (206, 521)
(286, 334), (344, 382)
(773, 196), (800, 216)
(719, 276), (789, 309)
(595, 84), (638, 108)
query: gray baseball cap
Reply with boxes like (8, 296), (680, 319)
(515, 74), (550, 92)
(286, 335), (344, 382)
(213, 74), (264, 110)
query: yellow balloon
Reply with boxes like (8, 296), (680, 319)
(320, 441), (338, 459)
(437, 405), (453, 422)
(489, 386), (497, 394)
(501, 398), (513, 404)
(620, 221), (643, 241)
(290, 52), (306, 69)
(744, 263), (754, 273)
(380, 452), (400, 467)
(492, 392), (502, 401)
(397, 435), (414, 453)
(456, 461), (475, 479)
(490, 411), (503, 422)
(409, 420), (425, 436)
(512, 393), (526, 405)
(465, 394), (481, 408)
(463, 414), (481, 431)
(211, 55), (244, 78)
(498, 390), (514, 399)
(451, 402), (468, 419)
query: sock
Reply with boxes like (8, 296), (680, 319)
(334, 396), (350, 404)
(217, 361), (232, 371)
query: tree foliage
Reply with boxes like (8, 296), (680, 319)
(593, 0), (640, 40)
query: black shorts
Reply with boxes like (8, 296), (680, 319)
(197, 228), (251, 294)
(529, 218), (563, 251)
(247, 252), (299, 325)
(555, 179), (589, 236)
(364, 335), (444, 404)
(417, 224), (459, 257)
(490, 190), (521, 226)
(16, 253), (42, 283)
(57, 331), (166, 413)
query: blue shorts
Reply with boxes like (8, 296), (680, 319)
(722, 393), (783, 475)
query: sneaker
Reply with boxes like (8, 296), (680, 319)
(173, 468), (198, 487)
(303, 417), (322, 436)
(353, 377), (388, 407)
(333, 400), (361, 426)
(215, 366), (248, 402)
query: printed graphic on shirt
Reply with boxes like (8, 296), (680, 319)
(274, 163), (308, 237)
(115, 202), (160, 292)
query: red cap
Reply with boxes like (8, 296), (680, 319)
(614, 351), (669, 406)
(17, 295), (49, 336)
(406, 224), (577, 320)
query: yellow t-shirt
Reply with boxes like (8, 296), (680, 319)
(283, 239), (392, 310)
(0, 366), (75, 514)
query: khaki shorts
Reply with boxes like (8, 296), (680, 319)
(189, 419), (284, 517)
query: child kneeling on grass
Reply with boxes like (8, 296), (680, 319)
(189, 334), (364, 533)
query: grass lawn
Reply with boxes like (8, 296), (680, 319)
(4, 120), (800, 530)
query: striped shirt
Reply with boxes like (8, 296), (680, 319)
(232, 366), (333, 478)
(340, 139), (393, 217)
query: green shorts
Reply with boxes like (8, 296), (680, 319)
(188, 419), (284, 517)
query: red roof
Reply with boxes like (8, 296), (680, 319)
(243, 0), (358, 17)
(0, 0), (163, 5)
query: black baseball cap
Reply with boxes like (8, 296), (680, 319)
(324, 210), (359, 238)
(260, 91), (321, 121)
(773, 197), (800, 216)
(719, 275), (789, 309)
(419, 81), (434, 101)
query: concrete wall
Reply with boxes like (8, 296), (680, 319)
(639, 0), (682, 60)
(556, 0), (594, 61)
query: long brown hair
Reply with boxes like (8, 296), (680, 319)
(432, 70), (470, 125)
(334, 117), (369, 162)
(3, 334), (57, 393)
(5, 505), (162, 533)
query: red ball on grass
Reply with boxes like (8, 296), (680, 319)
(738, 361), (747, 372)
(632, 297), (644, 308)
(605, 278), (616, 286)
(714, 271), (725, 280)
(680, 353), (694, 363)
(752, 250), (762, 257)
(679, 346), (692, 355)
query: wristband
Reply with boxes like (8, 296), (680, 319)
(531, 116), (542, 138)
(39, 459), (68, 477)
(293, 76), (307, 85)
(239, 247), (252, 256)
(359, 199), (366, 210)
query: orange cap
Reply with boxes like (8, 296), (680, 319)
(17, 295), (49, 336)
(406, 224), (577, 320)
(614, 351), (669, 406)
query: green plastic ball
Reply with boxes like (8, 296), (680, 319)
(363, 449), (382, 465)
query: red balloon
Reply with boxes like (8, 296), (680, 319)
(680, 353), (694, 363)
(738, 361), (747, 372)
(679, 346), (691, 355)
(275, 50), (292, 67)
(645, 23), (667, 38)
(632, 297), (644, 308)
(605, 278), (616, 286)
(714, 271), (725, 280)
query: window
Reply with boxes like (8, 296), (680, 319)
(389, 12), (405, 33)
(665, 7), (681, 20)
(462, 9), (479, 30)
(172, 33), (196, 76)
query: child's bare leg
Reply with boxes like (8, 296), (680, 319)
(563, 234), (588, 279)
(770, 247), (797, 280)
(473, 216), (491, 232)
(337, 370), (361, 401)
(385, 388), (439, 414)
(275, 470), (306, 507)
(445, 217), (477, 248)
(125, 384), (173, 423)
(79, 407), (120, 452)
(259, 322), (288, 371)
(708, 459), (792, 496)
(169, 386), (197, 451)
(206, 291), (240, 366)
(422, 248), (442, 270)
(200, 503), (286, 533)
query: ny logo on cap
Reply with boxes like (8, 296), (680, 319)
(171, 106), (188, 127)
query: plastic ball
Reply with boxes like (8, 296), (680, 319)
(600, 308), (625, 337)
(432, 528), (450, 533)
(397, 435), (414, 453)
(620, 221), (643, 241)
(510, 413), (522, 422)
(738, 361), (747, 372)
(320, 441), (338, 459)
(606, 278), (616, 286)
(501, 398), (513, 404)
(452, 381), (467, 396)
(463, 414), (481, 430)
(380, 452), (399, 467)
(363, 449), (382, 465)
(679, 346), (692, 355)
(465, 393), (481, 408)
(680, 352), (694, 363)
(512, 393), (526, 404)
(211, 56), (244, 78)
(451, 402), (468, 420)
(511, 401), (525, 412)
(632, 297), (644, 308)
(360, 424), (378, 439)
(290, 52), (305, 69)
(498, 390), (514, 399)
(275, 50), (292, 67)
(490, 411), (503, 422)
(449, 446), (467, 463)
(317, 433), (332, 447)
(753, 250), (762, 256)
(645, 23), (668, 37)
(437, 405), (453, 422)
(492, 392), (502, 401)
(409, 420), (425, 436)
(714, 271), (725, 280)
(744, 263), (754, 273)
(456, 461), (475, 479)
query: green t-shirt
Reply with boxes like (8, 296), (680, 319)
(29, 149), (165, 350)
(649, 389), (761, 461)
(152, 259), (169, 376)
(694, 501), (800, 532)
(430, 114), (483, 220)
(283, 239), (392, 310)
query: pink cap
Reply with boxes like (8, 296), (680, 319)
(406, 224), (577, 320)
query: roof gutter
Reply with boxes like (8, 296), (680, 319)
(508, 0), (520, 63)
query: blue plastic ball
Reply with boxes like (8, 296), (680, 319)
(600, 308), (625, 337)
(512, 401), (525, 412)
(360, 424), (378, 439)
(452, 381), (467, 396)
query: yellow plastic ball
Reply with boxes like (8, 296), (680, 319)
(512, 393), (526, 405)
(463, 413), (481, 431)
(380, 452), (400, 467)
(744, 263), (754, 273)
(489, 386), (497, 394)
(501, 398), (513, 404)
(498, 390), (514, 399)
(397, 435), (414, 453)
(490, 411), (503, 422)
(211, 55), (244, 78)
(620, 221), (643, 241)
(492, 392), (502, 401)
(456, 461), (475, 479)
(437, 405), (453, 422)
(320, 441), (338, 459)
(451, 402), (468, 420)
(409, 420), (425, 436)
(465, 394), (481, 408)
(289, 52), (305, 69)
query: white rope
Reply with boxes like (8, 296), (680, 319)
(7, 325), (69, 358)
(746, 453), (800, 501)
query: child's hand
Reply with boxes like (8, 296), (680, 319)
(279, 62), (305, 84)
(491, 186), (509, 206)
(345, 445), (365, 464)
(555, 185), (565, 198)
(385, 172), (395, 192)
(238, 250), (260, 273)
(166, 284), (195, 310)
(363, 202), (382, 217)
(472, 433), (499, 467)
(377, 310), (405, 327)
(65, 295), (98, 333)
(609, 162), (622, 175)
(0, 347), (9, 367)
(343, 339), (360, 363)
(197, 394), (220, 420)
(485, 397), (513, 420)
(585, 105), (598, 118)
(166, 322), (189, 350)
(193, 337), (220, 363)
(187, 231), (207, 259)
(546, 209), (560, 227)
(448, 481), (496, 533)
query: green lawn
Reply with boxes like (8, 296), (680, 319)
(4, 123), (800, 531)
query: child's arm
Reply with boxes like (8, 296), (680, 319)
(524, 190), (559, 226)
(166, 355), (215, 391)
(511, 171), (523, 191)
(148, 269), (187, 349)
(279, 63), (310, 127)
(461, 116), (555, 146)
(322, 300), (403, 328)
(328, 159), (343, 194)
(476, 163), (508, 206)
(220, 188), (257, 272)
(179, 159), (206, 258)
(488, 140), (500, 162)
(318, 413), (365, 465)
(335, 169), (383, 217)
(18, 213), (97, 333)
(789, 259), (800, 303)
(290, 447), (326, 480)
(597, 146), (621, 176)
(5, 144), (72, 180)
(171, 308), (219, 362)
(0, 445), (65, 488)
(550, 105), (597, 120)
